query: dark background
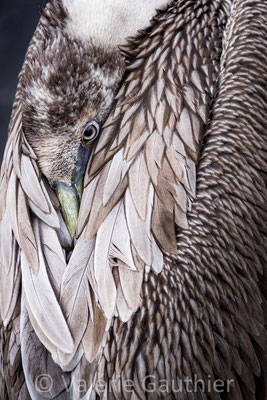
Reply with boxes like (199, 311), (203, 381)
(0, 0), (48, 161)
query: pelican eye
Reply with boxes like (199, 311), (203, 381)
(83, 118), (100, 144)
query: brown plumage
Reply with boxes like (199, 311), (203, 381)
(1, 0), (267, 399)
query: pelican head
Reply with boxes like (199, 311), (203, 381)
(19, 0), (125, 237)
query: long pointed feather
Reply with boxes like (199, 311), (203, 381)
(84, 168), (127, 242)
(17, 183), (39, 274)
(116, 283), (135, 322)
(0, 225), (21, 325)
(93, 202), (121, 318)
(76, 175), (100, 238)
(181, 157), (196, 198)
(0, 211), (14, 274)
(165, 146), (184, 181)
(28, 179), (60, 229)
(20, 154), (50, 214)
(82, 306), (107, 363)
(57, 211), (73, 250)
(11, 108), (22, 179)
(177, 107), (196, 151)
(128, 152), (150, 221)
(57, 238), (95, 366)
(125, 186), (154, 266)
(20, 297), (71, 400)
(118, 261), (144, 313)
(21, 218), (74, 354)
(151, 236), (164, 274)
(151, 196), (177, 254)
(103, 148), (133, 207)
(108, 201), (136, 271)
(39, 219), (66, 297)
(6, 170), (21, 247)
(144, 132), (165, 186)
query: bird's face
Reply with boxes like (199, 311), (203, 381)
(20, 29), (124, 238)
(52, 114), (102, 240)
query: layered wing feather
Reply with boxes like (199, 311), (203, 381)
(78, 0), (223, 321)
(86, 2), (267, 399)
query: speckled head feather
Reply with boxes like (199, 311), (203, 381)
(20, 0), (125, 183)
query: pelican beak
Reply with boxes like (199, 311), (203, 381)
(55, 180), (81, 239)
(54, 146), (91, 238)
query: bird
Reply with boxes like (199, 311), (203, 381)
(0, 0), (267, 399)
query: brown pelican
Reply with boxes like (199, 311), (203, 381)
(0, 0), (266, 399)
